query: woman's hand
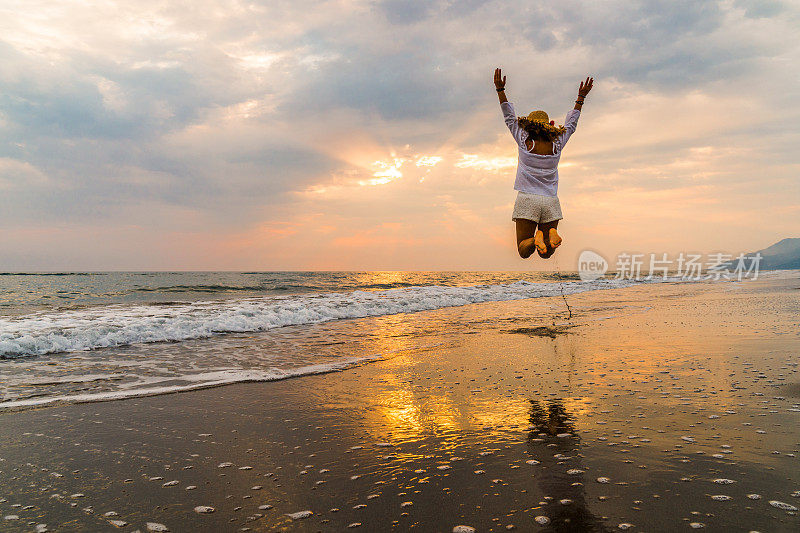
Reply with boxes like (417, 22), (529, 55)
(494, 68), (508, 103)
(494, 68), (506, 90)
(574, 76), (593, 110)
(578, 76), (594, 97)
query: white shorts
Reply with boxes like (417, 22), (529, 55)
(511, 191), (563, 223)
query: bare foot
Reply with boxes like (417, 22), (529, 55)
(548, 228), (562, 249)
(534, 230), (547, 254)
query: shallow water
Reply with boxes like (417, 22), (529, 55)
(1, 271), (645, 408)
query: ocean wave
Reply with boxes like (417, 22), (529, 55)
(0, 278), (642, 359)
(537, 272), (583, 281)
(354, 282), (420, 290)
(128, 281), (421, 294)
(0, 272), (107, 276)
(131, 284), (268, 293)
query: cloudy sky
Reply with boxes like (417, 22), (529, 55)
(0, 0), (798, 271)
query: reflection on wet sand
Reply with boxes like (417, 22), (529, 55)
(528, 398), (610, 532)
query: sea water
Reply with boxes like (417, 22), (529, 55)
(0, 271), (648, 408)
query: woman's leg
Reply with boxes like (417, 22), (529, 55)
(515, 219), (539, 258)
(540, 220), (561, 248)
(537, 220), (561, 258)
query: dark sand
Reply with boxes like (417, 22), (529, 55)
(1, 275), (799, 532)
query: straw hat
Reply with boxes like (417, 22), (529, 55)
(517, 110), (565, 141)
(526, 110), (550, 123)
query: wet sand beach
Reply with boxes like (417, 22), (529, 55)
(1, 275), (799, 532)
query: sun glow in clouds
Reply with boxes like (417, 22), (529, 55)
(415, 156), (442, 167)
(360, 157), (406, 186)
(455, 154), (516, 171)
(359, 154), (444, 186)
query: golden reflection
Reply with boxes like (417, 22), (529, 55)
(351, 306), (469, 438)
(376, 386), (426, 435)
(559, 396), (596, 422)
(352, 271), (405, 291)
(469, 396), (531, 429)
(354, 298), (598, 444)
(573, 319), (740, 409)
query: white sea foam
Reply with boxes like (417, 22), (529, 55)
(0, 355), (382, 410)
(0, 278), (644, 359)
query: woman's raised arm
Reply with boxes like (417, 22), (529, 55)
(494, 68), (508, 104)
(574, 76), (593, 110)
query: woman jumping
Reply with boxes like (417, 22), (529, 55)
(494, 68), (593, 259)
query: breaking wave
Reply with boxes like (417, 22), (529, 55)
(0, 277), (642, 359)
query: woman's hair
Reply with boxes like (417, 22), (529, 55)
(517, 117), (566, 143)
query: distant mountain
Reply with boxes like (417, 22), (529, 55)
(744, 238), (800, 270)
